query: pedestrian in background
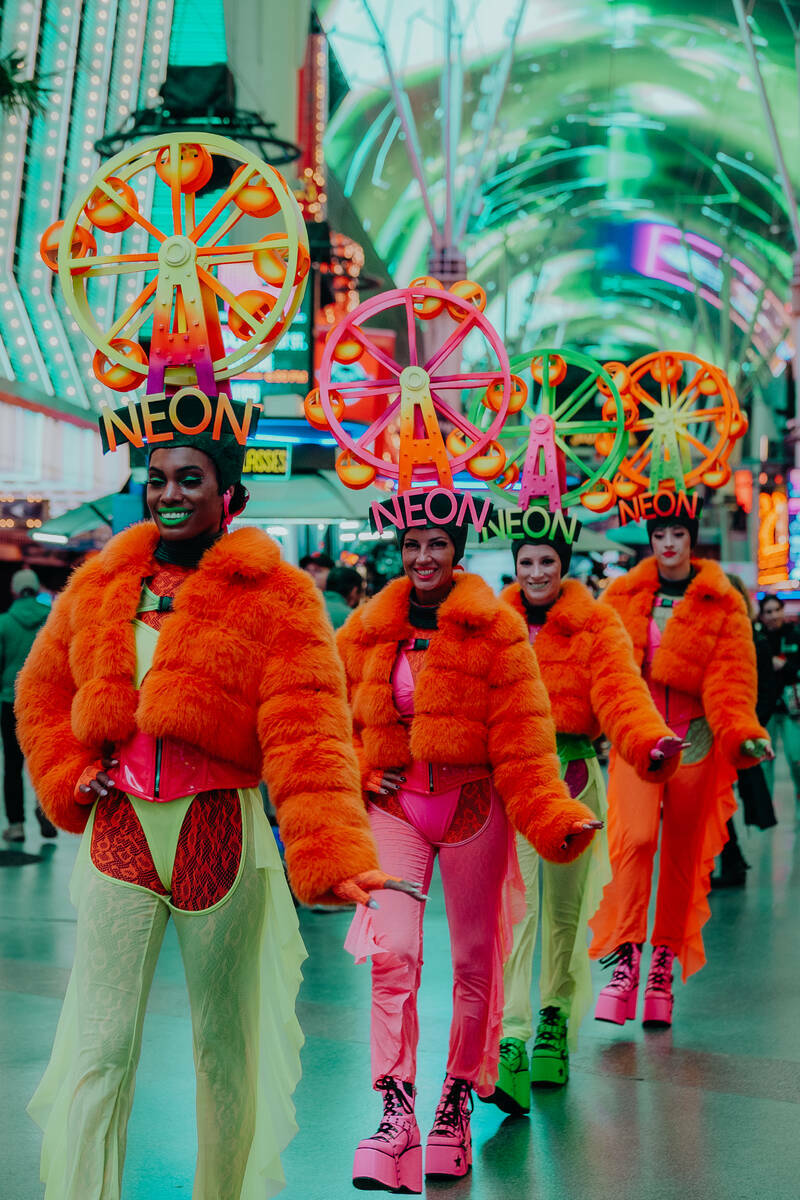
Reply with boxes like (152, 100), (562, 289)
(1, 568), (56, 843)
(324, 565), (364, 629)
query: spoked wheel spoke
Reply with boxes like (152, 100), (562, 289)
(429, 392), (483, 442)
(96, 178), (164, 243)
(423, 310), (478, 376)
(353, 399), (403, 453)
(673, 407), (726, 426)
(71, 253), (160, 278)
(551, 374), (600, 422)
(558, 419), (618, 435)
(108, 277), (158, 339)
(428, 371), (503, 389)
(189, 166), (256, 245)
(197, 265), (264, 326)
(405, 297), (419, 368)
(332, 378), (401, 396)
(554, 434), (591, 476)
(349, 328), (404, 377)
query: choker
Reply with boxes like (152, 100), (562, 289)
(154, 529), (222, 569)
(408, 592), (447, 630)
(521, 593), (554, 626)
(657, 569), (694, 597)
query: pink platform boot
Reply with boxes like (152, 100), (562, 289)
(594, 942), (642, 1024)
(642, 945), (675, 1027)
(424, 1075), (473, 1179)
(353, 1076), (422, 1194)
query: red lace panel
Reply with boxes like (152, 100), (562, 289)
(171, 789), (243, 911)
(138, 564), (193, 631)
(441, 777), (492, 844)
(90, 788), (168, 894)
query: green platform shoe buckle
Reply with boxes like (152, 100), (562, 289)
(530, 1007), (569, 1088)
(487, 1037), (530, 1115)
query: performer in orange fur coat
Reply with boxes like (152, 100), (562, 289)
(589, 508), (771, 1031)
(335, 493), (600, 1193)
(14, 423), (394, 1200)
(483, 522), (682, 1114)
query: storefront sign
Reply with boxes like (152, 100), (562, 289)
(242, 445), (292, 480)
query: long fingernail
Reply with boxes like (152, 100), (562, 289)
(367, 899), (380, 910)
(100, 789), (107, 796)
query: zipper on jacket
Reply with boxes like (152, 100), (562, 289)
(154, 738), (163, 799)
(428, 762), (434, 794)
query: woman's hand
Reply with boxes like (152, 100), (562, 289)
(77, 756), (119, 804)
(560, 819), (603, 851)
(366, 768), (406, 796)
(648, 735), (686, 771)
(741, 738), (774, 762)
(332, 869), (428, 908)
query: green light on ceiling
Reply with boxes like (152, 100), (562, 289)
(168, 0), (227, 66)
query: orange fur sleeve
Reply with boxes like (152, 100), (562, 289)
(14, 590), (97, 833)
(335, 616), (371, 787)
(588, 607), (680, 781)
(486, 615), (597, 864)
(702, 597), (768, 768)
(257, 579), (379, 905)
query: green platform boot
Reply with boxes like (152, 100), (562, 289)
(482, 1037), (530, 1116)
(530, 1007), (569, 1088)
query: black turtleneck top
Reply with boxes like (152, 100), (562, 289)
(154, 529), (222, 569)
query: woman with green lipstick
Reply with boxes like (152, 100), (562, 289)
(15, 398), (388, 1200)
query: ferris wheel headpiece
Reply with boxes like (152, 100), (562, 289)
(39, 132), (309, 489)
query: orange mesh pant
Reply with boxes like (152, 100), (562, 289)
(589, 749), (735, 980)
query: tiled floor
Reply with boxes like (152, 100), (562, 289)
(2, 767), (799, 1200)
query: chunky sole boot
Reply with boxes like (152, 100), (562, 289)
(642, 945), (675, 1028)
(2, 824), (25, 844)
(425, 1076), (473, 1179)
(352, 1143), (422, 1194)
(353, 1077), (422, 1194)
(530, 1007), (569, 1088)
(479, 1037), (530, 1116)
(594, 942), (641, 1025)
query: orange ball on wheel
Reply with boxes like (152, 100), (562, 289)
(227, 290), (277, 341)
(84, 176), (138, 233)
(231, 165), (282, 217)
(409, 276), (445, 319)
(446, 280), (486, 322)
(304, 388), (344, 429)
(40, 221), (96, 274)
(92, 339), (148, 391)
(336, 451), (376, 489)
(155, 143), (213, 194)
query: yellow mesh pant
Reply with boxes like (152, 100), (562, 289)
(29, 792), (305, 1200)
(501, 757), (609, 1048)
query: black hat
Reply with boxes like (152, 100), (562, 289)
(646, 501), (701, 548)
(368, 488), (491, 564)
(99, 389), (261, 493)
(479, 503), (582, 573)
(511, 530), (574, 574)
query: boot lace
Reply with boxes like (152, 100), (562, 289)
(599, 942), (639, 990)
(533, 1006), (565, 1052)
(373, 1076), (413, 1140)
(431, 1077), (473, 1133)
(647, 946), (674, 992)
(499, 1038), (526, 1071)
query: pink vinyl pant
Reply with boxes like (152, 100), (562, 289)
(365, 798), (509, 1090)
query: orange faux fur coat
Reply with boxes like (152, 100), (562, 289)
(14, 522), (379, 905)
(602, 556), (767, 770)
(335, 572), (598, 865)
(500, 579), (679, 781)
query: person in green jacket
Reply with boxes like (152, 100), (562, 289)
(1, 568), (56, 842)
(324, 565), (365, 629)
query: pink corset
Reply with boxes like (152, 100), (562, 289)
(114, 729), (259, 803)
(644, 615), (703, 738)
(391, 645), (490, 797)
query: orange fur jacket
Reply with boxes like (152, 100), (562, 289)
(602, 556), (767, 769)
(335, 572), (598, 864)
(500, 579), (678, 781)
(15, 522), (378, 905)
